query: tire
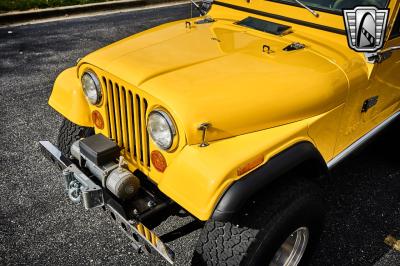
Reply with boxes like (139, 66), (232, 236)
(192, 178), (325, 266)
(57, 118), (94, 156)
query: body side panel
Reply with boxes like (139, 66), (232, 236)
(307, 104), (345, 161)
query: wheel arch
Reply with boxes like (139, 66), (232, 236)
(49, 67), (93, 127)
(211, 141), (327, 221)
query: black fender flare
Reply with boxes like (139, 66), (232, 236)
(211, 142), (327, 221)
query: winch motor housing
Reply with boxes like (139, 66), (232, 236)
(72, 134), (141, 200)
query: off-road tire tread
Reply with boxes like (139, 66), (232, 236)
(57, 119), (94, 156)
(192, 179), (324, 266)
(193, 221), (257, 266)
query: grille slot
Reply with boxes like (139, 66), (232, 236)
(103, 77), (150, 168)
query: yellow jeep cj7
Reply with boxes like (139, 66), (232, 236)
(40, 0), (400, 265)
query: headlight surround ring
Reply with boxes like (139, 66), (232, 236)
(147, 110), (177, 150)
(81, 70), (102, 105)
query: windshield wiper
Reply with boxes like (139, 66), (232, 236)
(293, 0), (319, 17)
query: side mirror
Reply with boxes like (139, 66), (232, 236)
(200, 0), (213, 15)
(190, 0), (213, 16)
(366, 46), (400, 63)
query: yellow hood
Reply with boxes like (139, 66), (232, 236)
(81, 19), (354, 145)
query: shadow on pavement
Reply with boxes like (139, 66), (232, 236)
(311, 120), (400, 266)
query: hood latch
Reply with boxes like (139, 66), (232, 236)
(198, 123), (211, 147)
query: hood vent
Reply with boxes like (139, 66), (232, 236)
(235, 16), (292, 36)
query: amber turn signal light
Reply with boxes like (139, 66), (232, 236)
(151, 150), (167, 172)
(237, 155), (264, 176)
(92, 110), (104, 129)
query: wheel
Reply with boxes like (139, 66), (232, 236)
(192, 178), (325, 266)
(57, 118), (94, 156)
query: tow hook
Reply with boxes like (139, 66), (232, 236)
(68, 180), (81, 204)
(40, 141), (104, 209)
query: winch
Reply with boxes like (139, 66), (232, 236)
(39, 138), (176, 264)
(70, 134), (141, 201)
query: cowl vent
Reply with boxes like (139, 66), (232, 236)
(235, 16), (292, 36)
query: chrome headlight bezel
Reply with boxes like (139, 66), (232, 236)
(81, 70), (102, 105)
(147, 110), (177, 150)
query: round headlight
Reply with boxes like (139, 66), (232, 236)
(81, 71), (102, 105)
(147, 110), (176, 150)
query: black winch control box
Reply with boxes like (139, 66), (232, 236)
(80, 134), (120, 165)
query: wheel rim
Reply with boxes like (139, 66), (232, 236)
(269, 227), (309, 266)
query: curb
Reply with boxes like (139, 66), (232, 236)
(0, 0), (183, 25)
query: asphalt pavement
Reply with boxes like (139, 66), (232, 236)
(0, 3), (399, 266)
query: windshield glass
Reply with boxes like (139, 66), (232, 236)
(267, 0), (389, 14)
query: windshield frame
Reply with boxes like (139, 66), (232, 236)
(265, 0), (390, 15)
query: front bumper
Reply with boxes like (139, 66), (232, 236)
(39, 141), (175, 264)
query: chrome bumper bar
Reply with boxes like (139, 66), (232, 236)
(39, 140), (175, 264)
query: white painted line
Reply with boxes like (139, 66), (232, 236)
(1, 1), (190, 28)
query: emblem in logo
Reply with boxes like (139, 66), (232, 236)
(343, 6), (389, 52)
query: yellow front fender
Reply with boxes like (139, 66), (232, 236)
(158, 118), (318, 221)
(49, 67), (93, 127)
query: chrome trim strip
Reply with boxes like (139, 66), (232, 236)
(327, 111), (400, 169)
